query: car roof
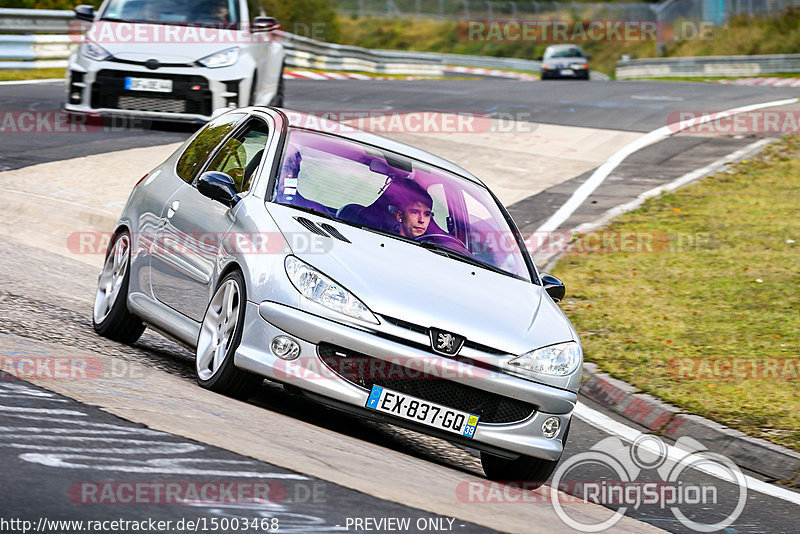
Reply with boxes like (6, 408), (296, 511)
(265, 109), (487, 187)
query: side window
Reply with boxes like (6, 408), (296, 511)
(205, 119), (269, 193)
(176, 113), (243, 183)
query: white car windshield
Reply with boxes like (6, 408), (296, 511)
(102, 0), (239, 25)
(272, 129), (533, 282)
(545, 48), (584, 59)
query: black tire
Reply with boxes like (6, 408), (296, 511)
(249, 70), (259, 106)
(481, 421), (570, 486)
(92, 231), (145, 344)
(269, 62), (285, 107)
(481, 452), (560, 487)
(195, 270), (262, 399)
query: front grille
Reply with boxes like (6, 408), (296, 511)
(318, 343), (535, 424)
(91, 70), (212, 116)
(118, 96), (186, 113)
(380, 315), (507, 355)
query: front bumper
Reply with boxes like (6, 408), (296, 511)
(542, 67), (589, 79)
(235, 301), (576, 461)
(65, 58), (251, 123)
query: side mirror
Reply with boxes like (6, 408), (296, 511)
(541, 273), (566, 303)
(252, 16), (280, 32)
(74, 5), (95, 21)
(536, 55), (544, 61)
(197, 171), (239, 207)
(585, 54), (593, 60)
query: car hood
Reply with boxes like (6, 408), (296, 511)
(87, 21), (250, 63)
(270, 205), (576, 356)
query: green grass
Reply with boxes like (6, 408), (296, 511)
(628, 73), (800, 83)
(336, 9), (800, 78)
(0, 68), (66, 82)
(552, 138), (800, 453)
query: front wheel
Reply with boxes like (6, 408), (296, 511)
(195, 270), (262, 399)
(93, 231), (145, 344)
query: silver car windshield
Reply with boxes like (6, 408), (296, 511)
(272, 129), (532, 281)
(545, 47), (584, 59)
(102, 0), (239, 25)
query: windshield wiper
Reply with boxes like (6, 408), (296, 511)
(415, 241), (508, 275)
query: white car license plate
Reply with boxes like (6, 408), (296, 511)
(365, 385), (480, 438)
(560, 68), (575, 76)
(124, 77), (173, 93)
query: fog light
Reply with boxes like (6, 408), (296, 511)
(542, 417), (561, 439)
(271, 336), (299, 360)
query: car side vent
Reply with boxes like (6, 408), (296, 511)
(294, 216), (330, 237)
(320, 223), (351, 243)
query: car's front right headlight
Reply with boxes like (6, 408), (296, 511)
(509, 341), (582, 376)
(82, 41), (111, 61)
(284, 256), (378, 324)
(197, 47), (239, 68)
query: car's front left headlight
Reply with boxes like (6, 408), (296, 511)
(509, 341), (582, 376)
(197, 47), (239, 68)
(82, 41), (111, 61)
(284, 256), (378, 324)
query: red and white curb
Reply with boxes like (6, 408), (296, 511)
(283, 70), (374, 80)
(283, 70), (428, 81)
(443, 65), (538, 81)
(723, 77), (800, 87)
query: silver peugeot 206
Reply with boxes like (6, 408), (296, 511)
(93, 107), (582, 483)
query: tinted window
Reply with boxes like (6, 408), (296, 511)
(272, 129), (532, 281)
(176, 113), (243, 183)
(103, 0), (239, 25)
(205, 119), (269, 193)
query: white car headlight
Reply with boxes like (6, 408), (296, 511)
(197, 47), (239, 68)
(285, 256), (378, 324)
(82, 41), (111, 61)
(509, 341), (582, 376)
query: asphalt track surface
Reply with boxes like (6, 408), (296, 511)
(1, 78), (799, 533)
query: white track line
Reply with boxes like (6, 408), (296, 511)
(0, 79), (63, 86)
(536, 97), (799, 233)
(570, 138), (773, 235)
(574, 403), (800, 506)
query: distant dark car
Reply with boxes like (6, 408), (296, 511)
(539, 45), (590, 80)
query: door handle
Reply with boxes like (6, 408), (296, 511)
(166, 200), (180, 219)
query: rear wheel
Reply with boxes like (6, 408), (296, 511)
(93, 231), (145, 344)
(195, 270), (262, 399)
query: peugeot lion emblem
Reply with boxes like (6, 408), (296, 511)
(429, 328), (465, 356)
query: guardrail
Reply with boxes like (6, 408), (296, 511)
(616, 54), (800, 78)
(278, 31), (443, 75)
(0, 8), (449, 74)
(0, 34), (75, 69)
(0, 7), (549, 77)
